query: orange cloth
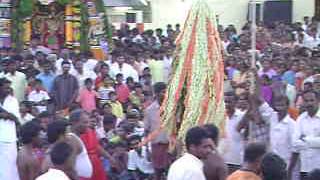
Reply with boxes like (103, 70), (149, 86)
(288, 107), (300, 120)
(227, 170), (262, 180)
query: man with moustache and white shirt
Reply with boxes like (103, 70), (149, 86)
(0, 78), (21, 180)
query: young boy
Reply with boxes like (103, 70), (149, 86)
(108, 91), (125, 120)
(28, 79), (50, 113)
(77, 78), (98, 113)
(97, 76), (115, 106)
(127, 135), (154, 180)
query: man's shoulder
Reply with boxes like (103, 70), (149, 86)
(227, 170), (261, 180)
(297, 111), (310, 122)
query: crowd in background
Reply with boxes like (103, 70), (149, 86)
(1, 15), (320, 180)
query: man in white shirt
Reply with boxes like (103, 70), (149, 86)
(0, 78), (21, 180)
(28, 79), (50, 113)
(71, 60), (97, 87)
(81, 53), (98, 73)
(223, 92), (246, 172)
(293, 90), (320, 180)
(127, 135), (154, 179)
(4, 57), (28, 102)
(167, 126), (212, 180)
(36, 142), (74, 180)
(110, 53), (139, 82)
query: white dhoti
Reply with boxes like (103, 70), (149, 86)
(0, 142), (20, 180)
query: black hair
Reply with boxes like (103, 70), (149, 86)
(50, 142), (73, 166)
(203, 124), (219, 145)
(126, 77), (134, 83)
(108, 91), (116, 97)
(69, 109), (85, 123)
(153, 82), (166, 94)
(102, 102), (112, 109)
(20, 121), (42, 144)
(261, 153), (287, 180)
(303, 90), (320, 99)
(309, 169), (320, 180)
(271, 95), (290, 107)
(100, 63), (109, 69)
(127, 134), (141, 144)
(61, 60), (71, 66)
(103, 114), (117, 125)
(185, 126), (209, 150)
(134, 83), (143, 89)
(84, 78), (93, 85)
(0, 78), (10, 87)
(34, 79), (42, 84)
(47, 120), (69, 144)
(37, 111), (51, 119)
(116, 73), (123, 79)
(244, 142), (267, 163)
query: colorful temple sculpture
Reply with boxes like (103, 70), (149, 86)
(1, 0), (111, 59)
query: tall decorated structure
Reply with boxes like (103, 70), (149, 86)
(160, 0), (225, 146)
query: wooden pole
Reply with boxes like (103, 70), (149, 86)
(251, 1), (257, 68)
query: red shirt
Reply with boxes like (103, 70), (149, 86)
(115, 84), (130, 103)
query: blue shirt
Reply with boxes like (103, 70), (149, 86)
(282, 70), (296, 86)
(36, 72), (56, 93)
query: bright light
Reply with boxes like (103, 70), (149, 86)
(113, 6), (133, 12)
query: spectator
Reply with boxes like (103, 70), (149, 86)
(108, 91), (125, 120)
(36, 142), (74, 180)
(4, 56), (28, 102)
(110, 53), (139, 82)
(36, 61), (56, 93)
(168, 127), (212, 180)
(17, 121), (42, 180)
(261, 153), (287, 180)
(0, 78), (21, 180)
(52, 60), (79, 111)
(144, 82), (170, 180)
(28, 79), (50, 113)
(77, 78), (98, 113)
(115, 73), (130, 104)
(293, 90), (320, 180)
(97, 76), (115, 106)
(203, 124), (228, 180)
(68, 109), (93, 178)
(72, 59), (97, 88)
(227, 142), (267, 180)
(127, 134), (154, 179)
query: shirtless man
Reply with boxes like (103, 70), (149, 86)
(17, 121), (42, 180)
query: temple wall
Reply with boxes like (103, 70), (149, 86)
(143, 0), (315, 31)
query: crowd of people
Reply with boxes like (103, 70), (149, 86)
(1, 15), (320, 180)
